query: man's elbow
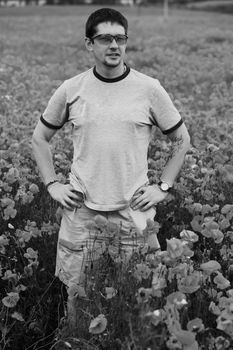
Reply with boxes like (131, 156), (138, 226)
(31, 131), (47, 152)
(31, 132), (40, 150)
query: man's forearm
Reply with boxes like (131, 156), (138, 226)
(32, 137), (57, 185)
(160, 133), (190, 186)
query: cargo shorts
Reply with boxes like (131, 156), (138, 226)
(55, 201), (158, 287)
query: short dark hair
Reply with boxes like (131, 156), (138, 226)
(85, 8), (128, 39)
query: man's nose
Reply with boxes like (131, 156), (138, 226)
(109, 38), (119, 48)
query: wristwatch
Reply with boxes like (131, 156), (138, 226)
(158, 181), (172, 193)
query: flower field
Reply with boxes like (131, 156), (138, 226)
(0, 5), (233, 350)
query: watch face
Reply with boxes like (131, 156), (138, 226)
(161, 182), (169, 191)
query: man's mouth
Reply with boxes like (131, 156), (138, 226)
(107, 53), (120, 57)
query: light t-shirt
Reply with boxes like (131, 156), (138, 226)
(41, 66), (183, 211)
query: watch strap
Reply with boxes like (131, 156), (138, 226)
(45, 180), (59, 191)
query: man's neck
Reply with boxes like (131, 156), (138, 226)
(95, 63), (125, 79)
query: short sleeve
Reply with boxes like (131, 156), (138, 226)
(149, 80), (183, 134)
(40, 82), (68, 129)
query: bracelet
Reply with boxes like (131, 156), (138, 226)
(45, 180), (59, 190)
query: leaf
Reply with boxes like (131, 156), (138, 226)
(16, 284), (27, 292)
(147, 233), (161, 251)
(183, 341), (199, 350)
(175, 329), (196, 346)
(55, 206), (63, 223)
(11, 312), (24, 322)
(68, 284), (87, 299)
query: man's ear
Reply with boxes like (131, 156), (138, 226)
(85, 37), (93, 52)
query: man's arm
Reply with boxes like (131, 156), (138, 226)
(32, 121), (83, 210)
(130, 123), (191, 211)
(160, 122), (191, 187)
(32, 120), (58, 185)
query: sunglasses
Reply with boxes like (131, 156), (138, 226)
(91, 34), (128, 46)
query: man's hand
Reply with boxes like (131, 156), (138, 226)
(130, 185), (168, 211)
(48, 183), (84, 210)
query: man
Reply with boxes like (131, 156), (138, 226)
(32, 8), (190, 287)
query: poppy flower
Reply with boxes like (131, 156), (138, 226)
(178, 272), (200, 294)
(214, 336), (230, 350)
(89, 314), (107, 334)
(94, 215), (108, 228)
(216, 316), (233, 337)
(2, 292), (20, 308)
(167, 291), (187, 308)
(152, 275), (167, 291)
(214, 272), (230, 290)
(136, 287), (152, 304)
(106, 221), (119, 236)
(105, 287), (117, 299)
(212, 229), (224, 244)
(187, 318), (205, 332)
(24, 247), (38, 260)
(200, 260), (221, 275)
(29, 183), (39, 194)
(222, 164), (233, 183)
(166, 238), (185, 259)
(85, 220), (98, 230)
(182, 243), (194, 258)
(2, 270), (18, 283)
(190, 215), (203, 233)
(221, 204), (233, 221)
(180, 230), (199, 243)
(227, 289), (233, 298)
(134, 263), (151, 282)
(146, 309), (164, 326)
(209, 301), (221, 316)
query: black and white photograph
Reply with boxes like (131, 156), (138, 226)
(0, 1), (233, 349)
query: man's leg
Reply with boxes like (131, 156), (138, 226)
(55, 204), (107, 287)
(55, 204), (109, 329)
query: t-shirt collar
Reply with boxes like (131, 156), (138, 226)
(93, 64), (130, 83)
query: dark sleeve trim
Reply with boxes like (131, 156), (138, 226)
(66, 96), (80, 109)
(162, 119), (183, 135)
(40, 115), (64, 130)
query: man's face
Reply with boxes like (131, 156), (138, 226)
(86, 22), (127, 69)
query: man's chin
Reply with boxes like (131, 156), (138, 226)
(104, 58), (121, 68)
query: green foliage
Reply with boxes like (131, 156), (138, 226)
(0, 6), (233, 350)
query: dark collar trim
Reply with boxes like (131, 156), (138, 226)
(93, 65), (130, 83)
